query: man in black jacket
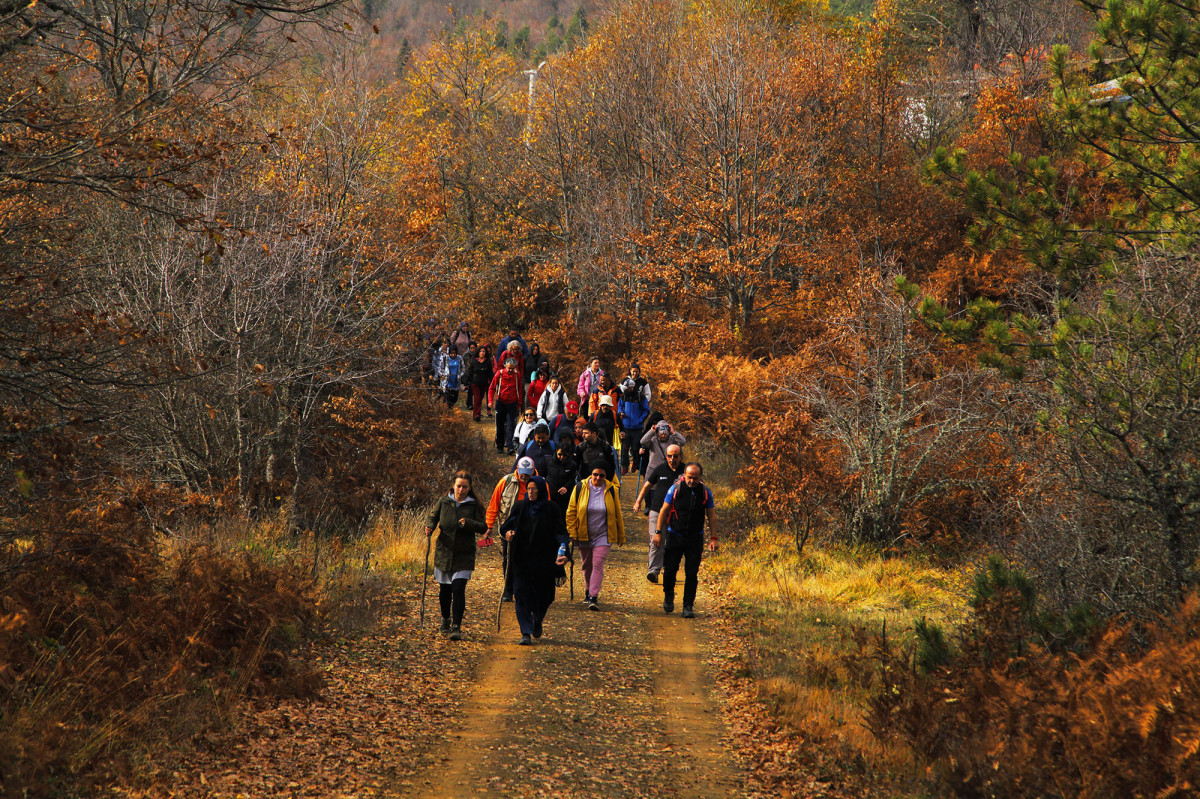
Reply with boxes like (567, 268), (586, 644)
(546, 445), (579, 519)
(575, 422), (617, 482)
(654, 462), (717, 618)
(633, 444), (684, 583)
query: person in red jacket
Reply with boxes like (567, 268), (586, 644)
(489, 358), (524, 455)
(526, 367), (549, 412)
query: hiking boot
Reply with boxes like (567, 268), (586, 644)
(518, 634), (532, 645)
(449, 624), (462, 641)
(533, 619), (543, 638)
(502, 591), (514, 602)
(646, 571), (659, 584)
(663, 598), (674, 613)
(682, 606), (695, 619)
(588, 599), (599, 611)
(440, 617), (451, 634)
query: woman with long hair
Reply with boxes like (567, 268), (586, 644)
(424, 471), (488, 640)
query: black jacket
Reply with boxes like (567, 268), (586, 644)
(576, 439), (616, 481)
(501, 501), (569, 582)
(547, 455), (579, 512)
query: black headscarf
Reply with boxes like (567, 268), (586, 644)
(527, 476), (550, 517)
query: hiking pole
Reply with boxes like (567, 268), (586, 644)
(496, 537), (510, 632)
(568, 541), (575, 601)
(419, 533), (432, 626)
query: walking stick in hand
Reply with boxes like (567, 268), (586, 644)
(496, 535), (510, 632)
(568, 541), (575, 601)
(419, 532), (432, 626)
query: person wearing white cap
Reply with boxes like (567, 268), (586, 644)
(591, 392), (619, 446)
(486, 457), (538, 602)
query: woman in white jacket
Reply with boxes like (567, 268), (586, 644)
(536, 375), (568, 424)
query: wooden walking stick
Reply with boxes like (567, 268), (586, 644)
(496, 535), (510, 632)
(419, 533), (432, 626)
(568, 540), (575, 600)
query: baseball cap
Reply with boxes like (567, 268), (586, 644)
(516, 457), (536, 475)
(566, 401), (579, 414)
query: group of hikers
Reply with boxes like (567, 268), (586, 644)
(422, 322), (719, 645)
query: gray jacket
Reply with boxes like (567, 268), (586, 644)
(639, 429), (686, 473)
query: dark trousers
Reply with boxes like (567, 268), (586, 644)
(444, 388), (459, 408)
(662, 536), (704, 608)
(438, 578), (468, 625)
(512, 574), (556, 636)
(470, 384), (486, 419)
(494, 401), (518, 451)
(620, 426), (641, 472)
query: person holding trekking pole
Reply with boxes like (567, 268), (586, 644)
(566, 466), (625, 611)
(501, 476), (570, 645)
(655, 462), (718, 619)
(425, 471), (487, 640)
(486, 458), (537, 602)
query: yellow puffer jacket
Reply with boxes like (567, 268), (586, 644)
(565, 479), (625, 545)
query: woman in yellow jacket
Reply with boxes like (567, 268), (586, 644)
(566, 466), (625, 611)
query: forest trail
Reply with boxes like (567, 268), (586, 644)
(399, 430), (744, 797)
(117, 416), (747, 798)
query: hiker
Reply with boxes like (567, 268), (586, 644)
(498, 328), (530, 365)
(588, 373), (620, 419)
(618, 364), (652, 475)
(425, 471), (487, 640)
(516, 421), (556, 477)
(633, 444), (684, 583)
(449, 321), (472, 354)
(465, 343), (494, 422)
(526, 367), (550, 412)
(576, 356), (604, 403)
(590, 393), (619, 449)
(566, 466), (625, 611)
(655, 462), (718, 618)
(497, 340), (526, 384)
(549, 400), (580, 450)
(640, 420), (686, 474)
(546, 444), (578, 518)
(501, 476), (570, 645)
(536, 375), (568, 424)
(576, 422), (618, 482)
(488, 357), (524, 455)
(486, 457), (537, 602)
(638, 411), (665, 475)
(512, 407), (539, 453)
(438, 345), (463, 408)
(527, 341), (550, 387)
(430, 338), (449, 394)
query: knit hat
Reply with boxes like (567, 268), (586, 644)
(656, 421), (670, 433)
(516, 457), (536, 476)
(535, 420), (550, 431)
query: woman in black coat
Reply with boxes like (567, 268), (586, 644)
(501, 476), (569, 645)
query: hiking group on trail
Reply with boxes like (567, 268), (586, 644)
(420, 322), (719, 644)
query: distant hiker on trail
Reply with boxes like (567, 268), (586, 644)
(498, 340), (526, 385)
(449, 321), (472, 354)
(656, 462), (718, 619)
(588, 374), (620, 419)
(633, 444), (684, 584)
(501, 476), (570, 645)
(488, 358), (524, 455)
(638, 411), (664, 476)
(526, 341), (549, 387)
(486, 457), (537, 603)
(536, 375), (568, 424)
(590, 393), (619, 448)
(526, 367), (549, 412)
(576, 357), (604, 403)
(465, 343), (494, 422)
(438, 345), (463, 408)
(641, 420), (686, 474)
(566, 467), (625, 611)
(546, 445), (578, 518)
(516, 421), (556, 477)
(425, 471), (487, 641)
(576, 422), (618, 482)
(549, 400), (580, 450)
(618, 364), (651, 475)
(498, 328), (530, 364)
(513, 407), (539, 453)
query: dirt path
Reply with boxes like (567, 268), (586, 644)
(402, 447), (743, 798)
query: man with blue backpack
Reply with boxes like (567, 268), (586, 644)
(654, 462), (718, 619)
(617, 364), (651, 475)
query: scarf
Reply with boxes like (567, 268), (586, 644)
(527, 476), (550, 517)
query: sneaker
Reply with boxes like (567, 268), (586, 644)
(582, 594), (593, 605)
(440, 618), (451, 634)
(533, 619), (543, 638)
(502, 591), (514, 603)
(588, 600), (599, 611)
(646, 572), (659, 584)
(682, 606), (695, 619)
(663, 598), (674, 613)
(449, 624), (462, 641)
(518, 634), (532, 645)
